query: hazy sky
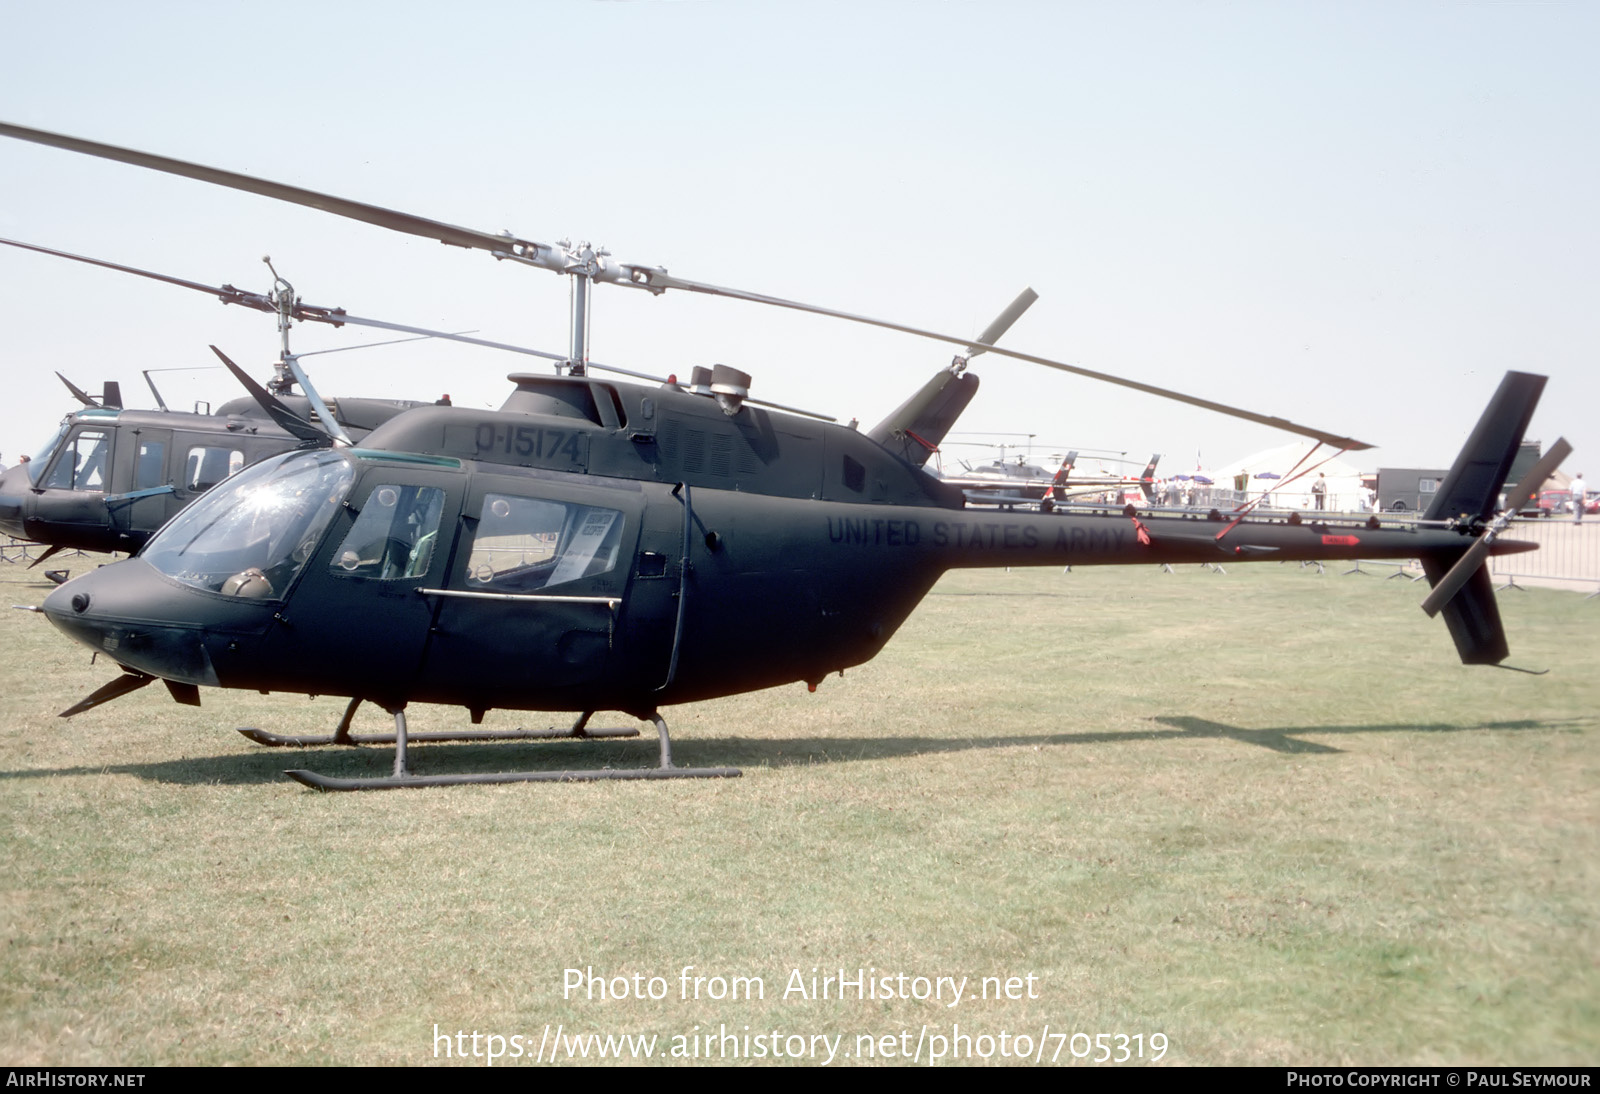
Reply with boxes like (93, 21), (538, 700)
(1, 2), (1594, 477)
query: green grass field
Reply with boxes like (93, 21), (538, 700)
(1, 557), (1594, 1066)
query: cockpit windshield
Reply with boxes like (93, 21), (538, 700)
(143, 450), (354, 600)
(26, 421), (71, 486)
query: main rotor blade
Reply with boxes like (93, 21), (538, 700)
(327, 312), (568, 364)
(54, 371), (97, 407)
(0, 122), (533, 255)
(209, 345), (332, 448)
(640, 270), (1376, 450)
(1, 122), (1369, 447)
(965, 287), (1038, 358)
(3, 237), (276, 312)
(2, 235), (572, 364)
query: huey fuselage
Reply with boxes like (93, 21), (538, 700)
(0, 395), (428, 554)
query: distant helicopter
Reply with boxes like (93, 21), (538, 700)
(941, 446), (1161, 510)
(1, 372), (430, 564)
(1, 121), (1567, 792)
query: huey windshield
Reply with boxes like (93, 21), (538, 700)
(26, 420), (72, 486)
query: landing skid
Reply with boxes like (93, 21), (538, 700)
(282, 708), (741, 791)
(236, 700), (642, 748)
(238, 726), (642, 747)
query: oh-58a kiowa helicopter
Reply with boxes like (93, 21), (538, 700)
(1, 121), (1569, 791)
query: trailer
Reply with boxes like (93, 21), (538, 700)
(1378, 443), (1543, 515)
(1377, 468), (1447, 513)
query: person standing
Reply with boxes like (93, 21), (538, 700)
(1572, 472), (1587, 524)
(1311, 472), (1327, 511)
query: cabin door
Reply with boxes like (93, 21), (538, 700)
(418, 482), (648, 712)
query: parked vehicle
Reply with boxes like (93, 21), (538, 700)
(1538, 489), (1599, 517)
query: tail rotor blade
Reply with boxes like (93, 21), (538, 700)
(1420, 537), (1494, 618)
(1503, 438), (1573, 524)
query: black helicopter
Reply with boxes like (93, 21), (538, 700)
(1, 121), (1567, 791)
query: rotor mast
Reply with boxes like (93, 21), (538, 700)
(261, 255), (352, 445)
(494, 237), (621, 377)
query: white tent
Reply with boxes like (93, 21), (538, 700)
(1207, 442), (1369, 512)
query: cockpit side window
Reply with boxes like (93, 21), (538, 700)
(464, 493), (624, 592)
(41, 429), (111, 491)
(135, 441), (167, 490)
(329, 484), (446, 581)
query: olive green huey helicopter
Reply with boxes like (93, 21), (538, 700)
(2, 120), (1568, 791)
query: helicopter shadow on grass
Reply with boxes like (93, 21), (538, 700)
(0, 716), (1586, 787)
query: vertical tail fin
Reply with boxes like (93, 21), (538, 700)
(1416, 371), (1551, 665)
(1138, 454), (1161, 504)
(1423, 372), (1546, 523)
(1420, 553), (1510, 665)
(1043, 451), (1078, 500)
(866, 368), (981, 467)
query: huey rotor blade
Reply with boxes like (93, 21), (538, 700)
(1, 121), (1370, 448)
(965, 287), (1038, 358)
(322, 312), (568, 364)
(280, 354), (352, 447)
(54, 371), (98, 407)
(2, 236), (575, 364)
(3, 237), (274, 311)
(1420, 437), (1571, 617)
(209, 346), (334, 448)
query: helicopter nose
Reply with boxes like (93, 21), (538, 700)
(42, 560), (224, 688)
(0, 463), (29, 539)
